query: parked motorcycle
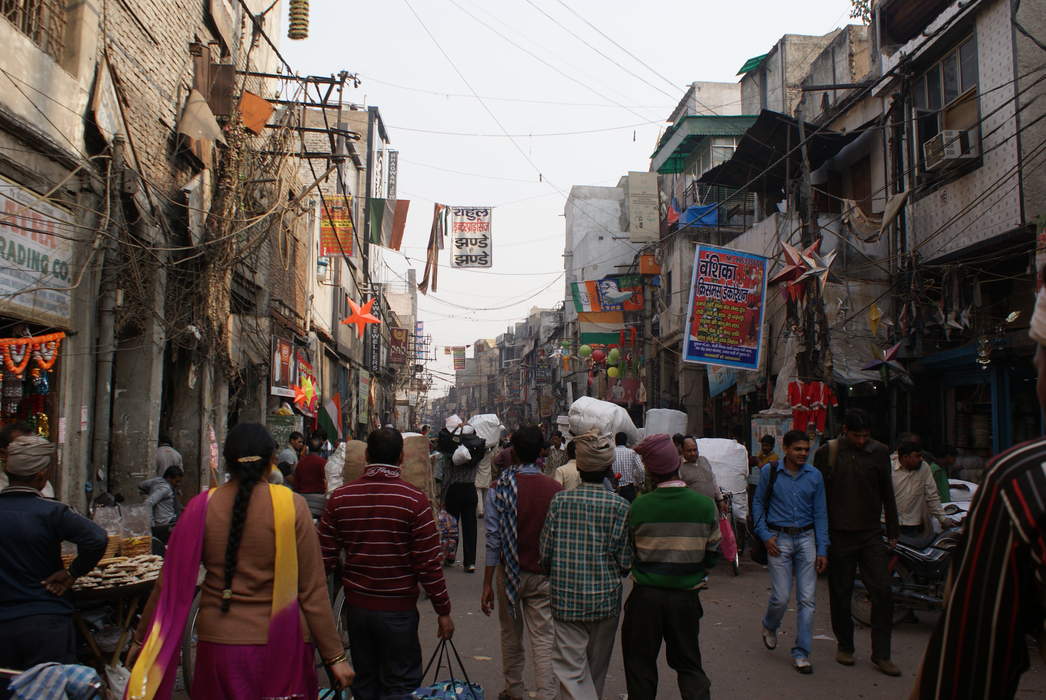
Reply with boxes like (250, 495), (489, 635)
(852, 504), (965, 626)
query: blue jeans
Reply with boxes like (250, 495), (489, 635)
(762, 530), (817, 659)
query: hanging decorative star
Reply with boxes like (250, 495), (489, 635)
(340, 298), (381, 338)
(797, 249), (837, 291)
(771, 239), (823, 287)
(862, 341), (906, 372)
(291, 375), (316, 410)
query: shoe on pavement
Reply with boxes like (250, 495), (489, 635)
(794, 657), (813, 674)
(761, 626), (777, 650)
(836, 650), (855, 666)
(872, 657), (902, 677)
(465, 565), (476, 573)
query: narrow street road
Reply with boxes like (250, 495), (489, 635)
(416, 528), (1046, 700)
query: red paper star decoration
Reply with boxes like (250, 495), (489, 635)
(341, 298), (381, 338)
(770, 239), (822, 285)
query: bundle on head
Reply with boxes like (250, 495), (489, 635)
(221, 422), (276, 612)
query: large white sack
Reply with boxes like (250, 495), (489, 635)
(644, 409), (688, 437)
(445, 414), (464, 432)
(697, 438), (749, 495)
(325, 442), (347, 495)
(468, 414), (503, 448)
(568, 396), (638, 442)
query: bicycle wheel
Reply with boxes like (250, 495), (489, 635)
(180, 588), (201, 692)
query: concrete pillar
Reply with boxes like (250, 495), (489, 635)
(109, 269), (166, 498)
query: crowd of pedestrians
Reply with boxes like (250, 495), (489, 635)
(8, 290), (1046, 698)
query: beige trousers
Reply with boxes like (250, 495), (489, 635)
(496, 567), (558, 700)
(552, 614), (619, 700)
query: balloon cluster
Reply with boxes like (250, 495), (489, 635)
(577, 343), (630, 380)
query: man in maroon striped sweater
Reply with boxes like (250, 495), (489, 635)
(319, 427), (455, 700)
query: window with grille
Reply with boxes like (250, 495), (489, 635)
(2, 0), (66, 62)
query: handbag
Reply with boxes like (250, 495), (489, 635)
(748, 462), (781, 565)
(412, 639), (484, 700)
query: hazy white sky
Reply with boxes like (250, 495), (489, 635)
(281, 0), (855, 394)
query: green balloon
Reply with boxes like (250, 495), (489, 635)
(578, 344), (592, 358)
(607, 348), (621, 365)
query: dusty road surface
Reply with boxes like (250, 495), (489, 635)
(416, 531), (1046, 700)
(175, 527), (1046, 699)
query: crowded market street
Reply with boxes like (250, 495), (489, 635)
(3, 0), (1046, 697)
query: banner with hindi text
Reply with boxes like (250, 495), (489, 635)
(449, 206), (492, 268)
(682, 245), (767, 370)
(320, 195), (353, 257)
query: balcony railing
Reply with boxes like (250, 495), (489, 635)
(2, 0), (65, 62)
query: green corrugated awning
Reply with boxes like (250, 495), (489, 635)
(650, 115), (758, 174)
(736, 53), (769, 76)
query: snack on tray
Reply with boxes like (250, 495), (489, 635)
(72, 554), (164, 591)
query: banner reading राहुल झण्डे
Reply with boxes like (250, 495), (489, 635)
(682, 245), (768, 370)
(449, 206), (492, 268)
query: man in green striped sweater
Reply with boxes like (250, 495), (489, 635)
(622, 433), (720, 700)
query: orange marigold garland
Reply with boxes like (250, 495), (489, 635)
(0, 333), (65, 377)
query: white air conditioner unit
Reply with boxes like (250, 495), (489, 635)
(924, 130), (978, 171)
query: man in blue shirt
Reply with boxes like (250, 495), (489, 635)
(752, 429), (829, 674)
(0, 435), (107, 679)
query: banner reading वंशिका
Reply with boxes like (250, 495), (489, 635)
(449, 206), (492, 268)
(682, 245), (768, 371)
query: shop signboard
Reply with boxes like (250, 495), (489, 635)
(449, 206), (492, 268)
(358, 371), (370, 425)
(270, 337), (296, 397)
(682, 245), (768, 371)
(627, 171), (659, 243)
(389, 327), (409, 365)
(0, 177), (78, 326)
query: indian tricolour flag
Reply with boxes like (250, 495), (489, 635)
(571, 281), (602, 312)
(318, 393), (343, 441)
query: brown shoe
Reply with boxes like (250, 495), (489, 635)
(835, 650), (855, 666)
(872, 657), (902, 676)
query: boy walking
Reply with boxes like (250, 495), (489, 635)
(540, 430), (632, 700)
(753, 429), (829, 673)
(623, 434), (720, 700)
(481, 425), (562, 700)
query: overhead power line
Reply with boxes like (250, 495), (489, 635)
(445, 0), (659, 123)
(551, 0), (683, 96)
(359, 75), (673, 109)
(520, 0), (682, 104)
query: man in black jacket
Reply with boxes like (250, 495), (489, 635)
(0, 435), (107, 677)
(813, 409), (900, 677)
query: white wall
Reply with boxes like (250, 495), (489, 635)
(563, 185), (644, 321)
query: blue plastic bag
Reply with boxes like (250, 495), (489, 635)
(412, 679), (484, 699)
(413, 640), (483, 700)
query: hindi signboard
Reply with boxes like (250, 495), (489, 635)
(627, 171), (659, 243)
(449, 206), (492, 268)
(319, 195), (353, 257)
(682, 245), (768, 370)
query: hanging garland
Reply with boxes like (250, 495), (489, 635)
(0, 332), (65, 377)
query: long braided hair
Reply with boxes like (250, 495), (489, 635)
(220, 422), (276, 613)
